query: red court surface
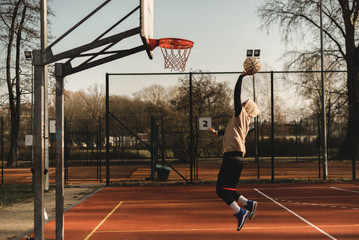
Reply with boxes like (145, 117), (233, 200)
(24, 183), (359, 240)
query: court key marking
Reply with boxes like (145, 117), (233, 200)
(272, 198), (358, 210)
(84, 201), (124, 240)
(255, 189), (338, 240)
(330, 186), (359, 194)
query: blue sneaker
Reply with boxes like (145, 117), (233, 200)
(244, 200), (257, 220)
(234, 208), (249, 231)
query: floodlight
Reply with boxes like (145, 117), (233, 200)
(24, 51), (32, 59)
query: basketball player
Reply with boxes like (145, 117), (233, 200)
(208, 71), (259, 231)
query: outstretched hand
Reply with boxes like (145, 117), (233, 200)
(240, 70), (254, 76)
(208, 127), (217, 135)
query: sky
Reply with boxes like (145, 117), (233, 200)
(47, 0), (285, 92)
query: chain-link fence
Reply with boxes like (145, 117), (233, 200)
(106, 71), (357, 183)
(1, 71), (357, 185)
(0, 114), (103, 184)
(106, 73), (193, 183)
(63, 117), (102, 182)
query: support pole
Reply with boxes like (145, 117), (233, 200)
(44, 63), (49, 191)
(33, 49), (45, 240)
(33, 1), (48, 237)
(55, 63), (65, 240)
(42, 0), (49, 192)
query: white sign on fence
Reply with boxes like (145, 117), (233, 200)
(50, 120), (56, 133)
(25, 135), (33, 146)
(199, 117), (212, 130)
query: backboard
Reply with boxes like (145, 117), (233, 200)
(140, 0), (154, 59)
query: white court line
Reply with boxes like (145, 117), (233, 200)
(95, 224), (359, 233)
(254, 189), (337, 240)
(84, 201), (124, 240)
(330, 186), (359, 194)
(256, 186), (359, 190)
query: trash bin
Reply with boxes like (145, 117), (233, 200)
(155, 164), (171, 181)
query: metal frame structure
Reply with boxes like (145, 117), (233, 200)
(33, 1), (151, 239)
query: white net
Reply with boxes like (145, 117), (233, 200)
(159, 42), (193, 72)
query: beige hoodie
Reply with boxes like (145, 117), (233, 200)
(222, 99), (260, 156)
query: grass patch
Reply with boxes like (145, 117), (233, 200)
(0, 184), (33, 208)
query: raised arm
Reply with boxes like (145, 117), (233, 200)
(234, 71), (251, 117)
(234, 75), (244, 117)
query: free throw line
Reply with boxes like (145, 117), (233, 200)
(254, 189), (337, 240)
(84, 201), (124, 240)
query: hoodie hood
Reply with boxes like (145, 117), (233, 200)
(243, 99), (260, 119)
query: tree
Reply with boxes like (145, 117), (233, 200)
(258, 0), (359, 159)
(175, 71), (232, 122)
(1, 0), (34, 166)
(63, 86), (105, 132)
(84, 83), (105, 123)
(169, 71), (233, 161)
(132, 84), (171, 115)
(133, 84), (168, 105)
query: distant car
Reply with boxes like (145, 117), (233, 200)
(80, 142), (87, 148)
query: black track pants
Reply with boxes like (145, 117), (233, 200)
(216, 151), (244, 206)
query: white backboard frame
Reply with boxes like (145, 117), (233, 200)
(140, 0), (154, 59)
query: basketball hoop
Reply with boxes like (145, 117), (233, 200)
(149, 38), (194, 72)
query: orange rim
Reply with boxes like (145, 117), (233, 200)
(149, 38), (194, 50)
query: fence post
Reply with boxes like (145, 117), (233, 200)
(271, 71), (275, 182)
(98, 116), (102, 182)
(64, 117), (68, 183)
(189, 72), (194, 183)
(1, 117), (3, 185)
(353, 156), (357, 180)
(151, 116), (159, 179)
(317, 113), (321, 179)
(106, 73), (110, 186)
(253, 75), (260, 179)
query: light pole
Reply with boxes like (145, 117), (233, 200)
(25, 51), (34, 165)
(319, 0), (328, 179)
(246, 49), (260, 179)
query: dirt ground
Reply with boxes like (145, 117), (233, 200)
(0, 183), (104, 240)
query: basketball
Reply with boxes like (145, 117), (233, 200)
(243, 57), (261, 74)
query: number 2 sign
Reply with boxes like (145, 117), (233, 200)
(199, 117), (212, 130)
